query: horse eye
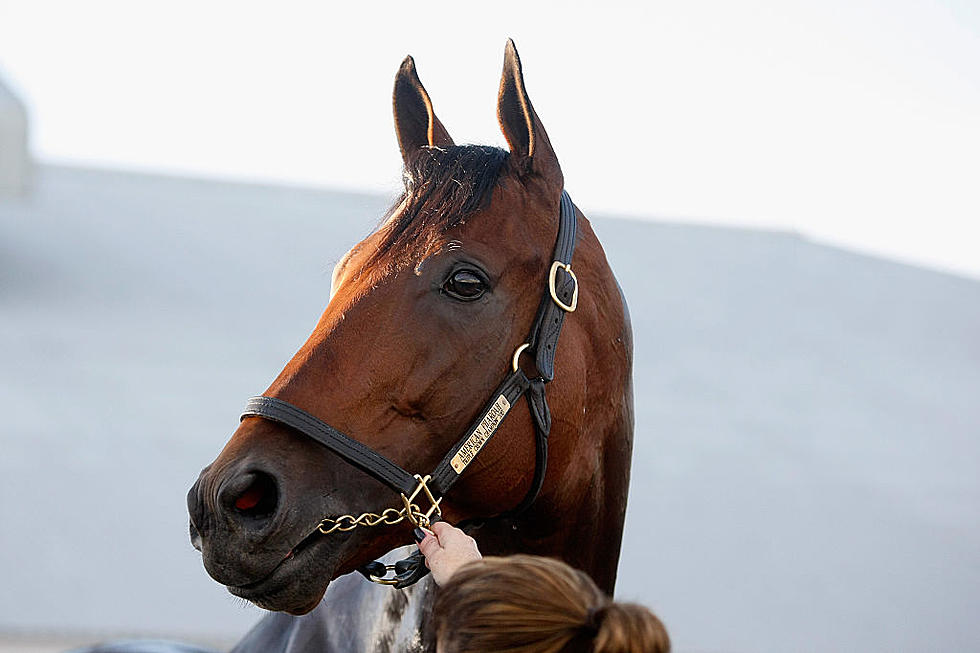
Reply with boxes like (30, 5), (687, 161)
(443, 270), (487, 301)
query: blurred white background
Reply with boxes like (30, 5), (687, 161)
(1, 0), (978, 277)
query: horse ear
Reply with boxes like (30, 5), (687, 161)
(497, 39), (562, 188)
(393, 55), (454, 163)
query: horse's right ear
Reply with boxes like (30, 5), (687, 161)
(497, 39), (562, 190)
(393, 56), (454, 165)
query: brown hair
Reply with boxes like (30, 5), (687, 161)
(432, 555), (670, 653)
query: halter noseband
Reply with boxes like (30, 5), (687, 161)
(240, 190), (579, 587)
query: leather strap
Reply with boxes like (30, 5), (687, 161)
(529, 191), (578, 381)
(241, 396), (418, 496)
(507, 377), (551, 517)
(429, 370), (530, 495)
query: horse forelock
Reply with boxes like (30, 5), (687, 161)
(368, 144), (509, 269)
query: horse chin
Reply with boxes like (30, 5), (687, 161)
(254, 591), (326, 616)
(223, 533), (339, 614)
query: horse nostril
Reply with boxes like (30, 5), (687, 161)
(230, 471), (279, 521)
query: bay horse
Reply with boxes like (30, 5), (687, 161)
(187, 40), (634, 652)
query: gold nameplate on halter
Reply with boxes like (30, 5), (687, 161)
(450, 395), (512, 474)
(549, 261), (579, 312)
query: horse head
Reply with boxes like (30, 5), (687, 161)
(187, 41), (633, 615)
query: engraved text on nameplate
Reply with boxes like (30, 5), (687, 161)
(450, 395), (512, 474)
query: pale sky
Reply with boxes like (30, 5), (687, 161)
(2, 0), (978, 279)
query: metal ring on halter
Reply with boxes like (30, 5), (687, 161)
(367, 564), (401, 586)
(548, 261), (578, 312)
(512, 343), (531, 373)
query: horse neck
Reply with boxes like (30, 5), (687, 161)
(473, 221), (634, 595)
(485, 412), (632, 595)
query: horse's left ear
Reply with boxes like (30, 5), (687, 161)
(497, 39), (563, 190)
(393, 55), (454, 164)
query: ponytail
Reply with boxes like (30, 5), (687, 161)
(433, 555), (669, 653)
(592, 602), (670, 653)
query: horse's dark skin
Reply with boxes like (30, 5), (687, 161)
(188, 41), (633, 626)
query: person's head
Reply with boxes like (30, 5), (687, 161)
(432, 554), (670, 653)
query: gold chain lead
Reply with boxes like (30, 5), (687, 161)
(317, 474), (442, 535)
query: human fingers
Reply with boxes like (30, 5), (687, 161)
(416, 527), (440, 559)
(430, 521), (472, 547)
(429, 521), (456, 539)
(415, 523), (479, 585)
(431, 522), (481, 558)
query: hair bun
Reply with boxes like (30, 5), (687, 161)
(592, 602), (671, 653)
(585, 605), (608, 633)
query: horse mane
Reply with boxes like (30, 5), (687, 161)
(369, 145), (509, 268)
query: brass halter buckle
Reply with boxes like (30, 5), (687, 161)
(548, 261), (578, 312)
(400, 474), (443, 529)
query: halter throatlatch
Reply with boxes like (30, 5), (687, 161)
(240, 190), (579, 588)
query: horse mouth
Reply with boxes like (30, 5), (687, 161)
(226, 526), (331, 614)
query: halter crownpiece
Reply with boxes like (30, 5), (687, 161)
(240, 190), (578, 587)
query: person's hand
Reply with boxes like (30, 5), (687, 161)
(415, 521), (482, 586)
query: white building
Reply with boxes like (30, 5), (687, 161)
(0, 75), (30, 195)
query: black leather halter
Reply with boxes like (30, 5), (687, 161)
(240, 190), (579, 587)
